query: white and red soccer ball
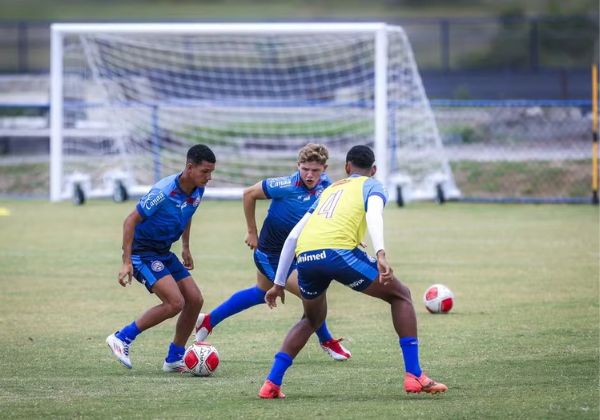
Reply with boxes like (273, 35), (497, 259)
(423, 284), (454, 314)
(183, 342), (220, 376)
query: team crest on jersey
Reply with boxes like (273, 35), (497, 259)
(193, 196), (201, 207)
(151, 260), (165, 272)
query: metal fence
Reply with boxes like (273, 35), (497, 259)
(433, 100), (594, 203)
(0, 100), (595, 203)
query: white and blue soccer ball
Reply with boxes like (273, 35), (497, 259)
(423, 284), (454, 314)
(183, 342), (220, 376)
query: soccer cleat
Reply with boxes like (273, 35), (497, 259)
(404, 372), (448, 394)
(162, 359), (188, 373)
(106, 333), (132, 369)
(258, 380), (286, 399)
(194, 313), (213, 342)
(320, 338), (351, 361)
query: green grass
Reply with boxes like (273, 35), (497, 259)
(452, 160), (592, 198)
(0, 200), (598, 418)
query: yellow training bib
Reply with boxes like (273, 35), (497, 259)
(296, 176), (368, 254)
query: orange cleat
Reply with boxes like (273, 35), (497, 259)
(404, 372), (448, 394)
(258, 379), (286, 399)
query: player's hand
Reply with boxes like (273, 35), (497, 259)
(376, 250), (393, 285)
(359, 242), (368, 249)
(182, 248), (194, 270)
(265, 285), (285, 309)
(118, 263), (133, 287)
(244, 232), (259, 250)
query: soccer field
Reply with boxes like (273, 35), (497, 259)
(0, 200), (598, 418)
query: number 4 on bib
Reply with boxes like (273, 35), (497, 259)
(317, 190), (343, 218)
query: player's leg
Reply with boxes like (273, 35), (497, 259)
(284, 270), (351, 360)
(195, 270), (268, 341)
(107, 274), (184, 369)
(196, 249), (296, 341)
(162, 276), (203, 372)
(361, 276), (447, 393)
(259, 294), (328, 399)
(173, 276), (203, 345)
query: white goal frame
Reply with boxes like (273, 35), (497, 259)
(50, 22), (457, 202)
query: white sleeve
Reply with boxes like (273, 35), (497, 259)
(273, 212), (311, 287)
(366, 195), (385, 254)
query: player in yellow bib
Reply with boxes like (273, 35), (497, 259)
(258, 145), (448, 399)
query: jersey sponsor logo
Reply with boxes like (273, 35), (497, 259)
(297, 250), (327, 264)
(268, 177), (292, 189)
(151, 260), (165, 272)
(348, 278), (365, 288)
(143, 190), (166, 211)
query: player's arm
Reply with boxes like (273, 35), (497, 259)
(365, 195), (393, 285)
(181, 220), (194, 270)
(119, 209), (143, 287)
(265, 212), (311, 308)
(243, 181), (268, 250)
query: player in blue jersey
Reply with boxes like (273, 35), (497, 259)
(106, 144), (216, 372)
(258, 145), (447, 398)
(195, 143), (351, 360)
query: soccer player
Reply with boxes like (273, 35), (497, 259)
(259, 145), (448, 398)
(106, 144), (216, 372)
(194, 143), (351, 360)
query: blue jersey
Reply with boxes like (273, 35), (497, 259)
(133, 173), (205, 255)
(258, 171), (331, 254)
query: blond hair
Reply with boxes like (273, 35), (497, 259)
(298, 143), (329, 165)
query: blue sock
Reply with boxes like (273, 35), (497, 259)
(315, 321), (333, 343)
(267, 352), (294, 386)
(400, 336), (422, 377)
(210, 286), (266, 326)
(115, 321), (141, 344)
(165, 342), (186, 363)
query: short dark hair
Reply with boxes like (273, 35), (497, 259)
(187, 144), (216, 165)
(346, 145), (375, 169)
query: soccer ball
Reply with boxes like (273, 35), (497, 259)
(423, 284), (454, 314)
(183, 342), (220, 376)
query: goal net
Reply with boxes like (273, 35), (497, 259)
(50, 23), (459, 202)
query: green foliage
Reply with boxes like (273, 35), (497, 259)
(443, 125), (485, 144)
(0, 0), (597, 20)
(538, 16), (599, 67)
(0, 200), (597, 417)
(459, 6), (598, 70)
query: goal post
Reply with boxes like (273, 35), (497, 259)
(50, 22), (459, 203)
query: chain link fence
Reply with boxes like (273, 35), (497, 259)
(435, 100), (594, 202)
(0, 94), (595, 203)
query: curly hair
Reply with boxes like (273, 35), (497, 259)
(346, 145), (374, 169)
(297, 143), (329, 165)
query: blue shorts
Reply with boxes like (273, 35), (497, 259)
(253, 248), (297, 282)
(296, 248), (379, 299)
(131, 252), (191, 293)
